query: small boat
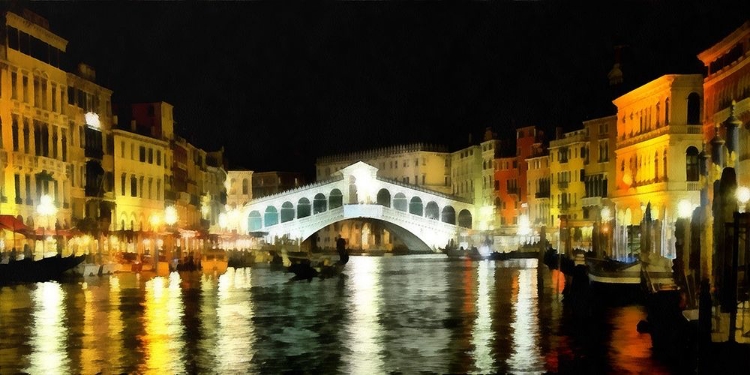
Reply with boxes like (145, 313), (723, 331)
(0, 254), (86, 284)
(201, 249), (228, 274)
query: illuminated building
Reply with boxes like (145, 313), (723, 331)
(549, 128), (589, 254)
(203, 149), (227, 232)
(316, 143), (451, 194)
(696, 21), (750, 286)
(610, 74), (704, 258)
(525, 145), (550, 233)
(494, 126), (543, 237)
(227, 169), (253, 208)
(67, 64), (115, 232)
(581, 115), (617, 256)
(111, 103), (172, 242)
(252, 171), (305, 199)
(0, 9), (118, 257)
(698, 21), (750, 186)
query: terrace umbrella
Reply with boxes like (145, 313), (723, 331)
(0, 215), (30, 253)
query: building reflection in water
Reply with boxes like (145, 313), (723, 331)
(345, 257), (385, 374)
(214, 267), (255, 373)
(508, 267), (544, 372)
(471, 260), (494, 372)
(27, 282), (68, 374)
(140, 273), (185, 374)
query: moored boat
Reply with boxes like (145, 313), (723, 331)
(0, 254), (86, 284)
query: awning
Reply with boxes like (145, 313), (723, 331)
(0, 215), (29, 233)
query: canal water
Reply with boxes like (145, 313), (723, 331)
(0, 255), (671, 374)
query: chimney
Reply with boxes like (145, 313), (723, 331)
(130, 120), (137, 132)
(556, 127), (563, 140)
(468, 133), (473, 145)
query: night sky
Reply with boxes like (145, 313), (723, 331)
(21, 1), (750, 179)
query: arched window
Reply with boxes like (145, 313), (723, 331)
(686, 146), (700, 181)
(687, 92), (700, 125)
(654, 152), (659, 181)
(665, 98), (670, 125)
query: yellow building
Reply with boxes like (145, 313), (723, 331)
(110, 102), (171, 256)
(525, 147), (550, 233)
(611, 74), (704, 259)
(581, 115), (617, 255)
(316, 143), (451, 194)
(549, 128), (589, 253)
(0, 10), (115, 255)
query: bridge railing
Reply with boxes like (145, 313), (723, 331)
(249, 175), (344, 205)
(376, 176), (472, 204)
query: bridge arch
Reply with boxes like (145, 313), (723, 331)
(377, 188), (391, 207)
(425, 201), (439, 220)
(280, 201), (295, 223)
(264, 206), (279, 227)
(313, 193), (327, 213)
(409, 197), (424, 216)
(248, 210), (262, 231)
(393, 193), (407, 212)
(329, 189), (343, 209)
(441, 206), (456, 224)
(297, 197), (311, 218)
(458, 209), (472, 228)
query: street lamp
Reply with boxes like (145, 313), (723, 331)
(600, 206), (612, 258)
(736, 186), (750, 213)
(36, 194), (58, 257)
(164, 206), (179, 269)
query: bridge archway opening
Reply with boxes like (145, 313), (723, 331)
(441, 206), (456, 225)
(393, 193), (407, 212)
(280, 201), (295, 223)
(248, 210), (262, 231)
(304, 217), (434, 253)
(425, 201), (439, 220)
(458, 209), (472, 229)
(409, 197), (424, 216)
(377, 188), (391, 207)
(329, 189), (343, 209)
(297, 198), (311, 218)
(313, 193), (327, 214)
(264, 206), (279, 227)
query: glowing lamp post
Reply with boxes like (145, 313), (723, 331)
(736, 186), (750, 213)
(600, 206), (611, 258)
(36, 194), (58, 256)
(164, 206), (178, 265)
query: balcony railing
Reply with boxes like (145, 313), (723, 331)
(557, 181), (569, 189)
(535, 190), (550, 199)
(507, 187), (519, 195)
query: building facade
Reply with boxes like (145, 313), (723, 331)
(610, 74), (704, 259)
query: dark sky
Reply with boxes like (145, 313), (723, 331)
(20, 1), (750, 179)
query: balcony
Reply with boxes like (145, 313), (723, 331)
(582, 196), (602, 207)
(557, 181), (569, 189)
(558, 202), (571, 211)
(84, 145), (104, 159)
(535, 190), (550, 199)
(507, 187), (519, 195)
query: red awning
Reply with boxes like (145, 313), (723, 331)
(0, 215), (29, 233)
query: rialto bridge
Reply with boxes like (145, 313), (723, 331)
(241, 162), (475, 250)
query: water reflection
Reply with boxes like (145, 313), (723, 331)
(215, 267), (256, 373)
(27, 282), (67, 373)
(471, 260), (493, 372)
(345, 256), (385, 374)
(0, 256), (673, 374)
(141, 273), (185, 374)
(508, 268), (544, 372)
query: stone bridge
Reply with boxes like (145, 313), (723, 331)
(241, 162), (475, 250)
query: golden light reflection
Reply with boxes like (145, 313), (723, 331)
(471, 260), (494, 373)
(508, 268), (543, 372)
(141, 274), (185, 375)
(215, 267), (256, 373)
(346, 257), (385, 374)
(27, 282), (68, 374)
(107, 276), (124, 371)
(609, 306), (670, 374)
